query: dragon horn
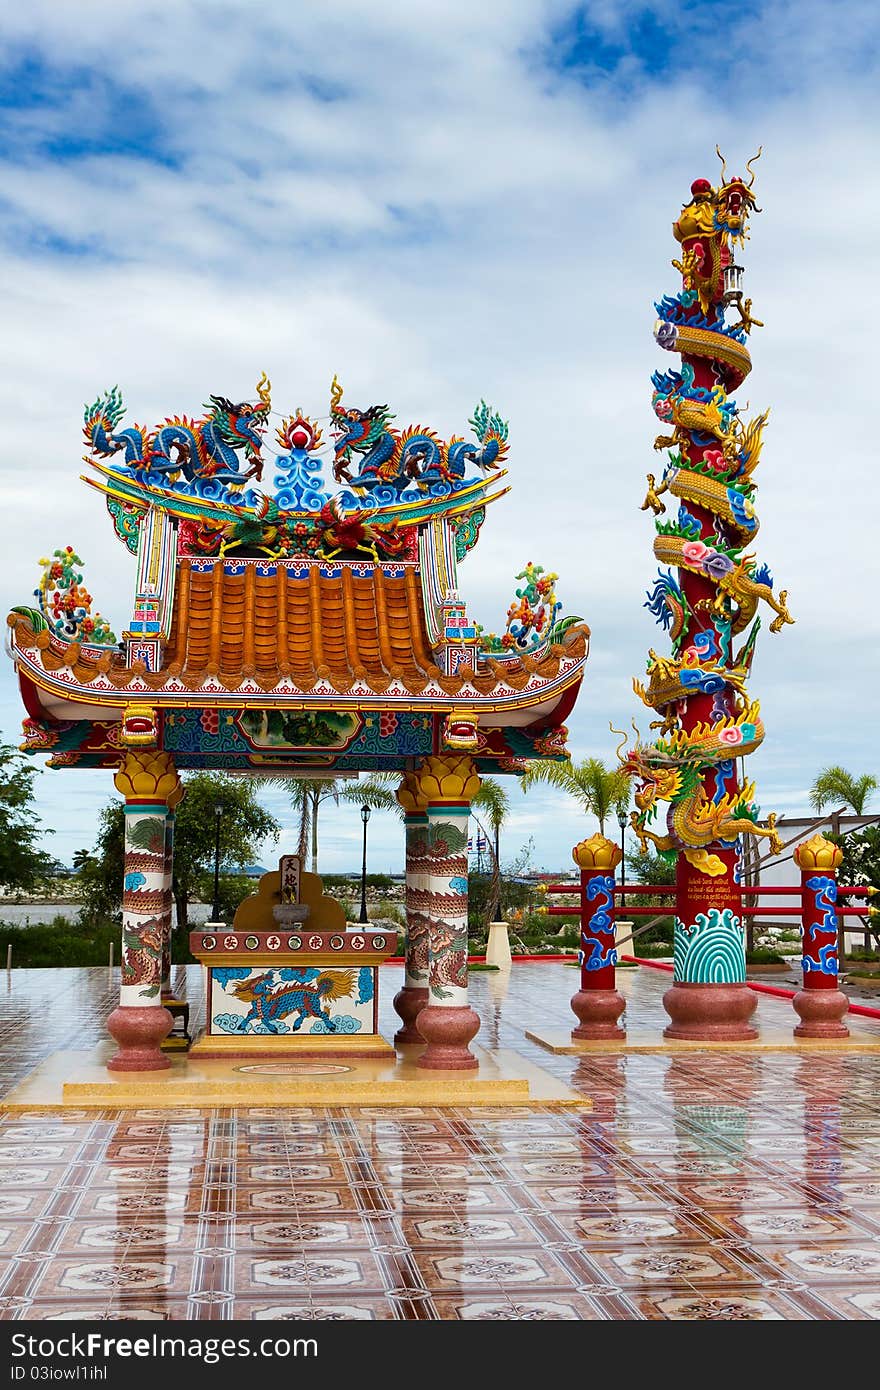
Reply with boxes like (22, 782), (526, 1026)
(745, 146), (763, 187)
(715, 144), (727, 184)
(330, 374), (343, 415)
(609, 721), (628, 763)
(256, 371), (271, 414)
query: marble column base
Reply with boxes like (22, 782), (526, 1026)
(393, 985), (429, 1046)
(793, 987), (850, 1039)
(417, 1004), (480, 1070)
(570, 988), (626, 1040)
(663, 981), (758, 1042)
(107, 1005), (174, 1071)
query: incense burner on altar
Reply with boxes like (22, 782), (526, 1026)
(189, 854), (395, 1057)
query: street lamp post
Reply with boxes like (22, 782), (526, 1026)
(617, 811), (627, 893)
(359, 804), (371, 925)
(211, 802), (224, 922)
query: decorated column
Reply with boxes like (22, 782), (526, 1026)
(107, 751), (181, 1071)
(393, 772), (431, 1045)
(792, 835), (849, 1039)
(160, 784), (185, 1001)
(159, 810), (175, 1000)
(570, 835), (626, 1040)
(408, 755), (482, 1070)
(626, 151), (792, 1041)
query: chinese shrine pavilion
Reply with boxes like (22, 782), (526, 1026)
(6, 375), (589, 1077)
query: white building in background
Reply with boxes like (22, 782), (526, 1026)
(749, 813), (878, 948)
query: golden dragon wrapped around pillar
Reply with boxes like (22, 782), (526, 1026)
(625, 148), (792, 881)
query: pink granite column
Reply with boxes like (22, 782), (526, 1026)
(106, 752), (178, 1071)
(160, 807), (178, 1002)
(407, 756), (482, 1071)
(792, 835), (849, 1039)
(393, 773), (431, 1044)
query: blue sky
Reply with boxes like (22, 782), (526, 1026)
(0, 0), (878, 875)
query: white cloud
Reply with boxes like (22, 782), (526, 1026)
(1, 1), (878, 875)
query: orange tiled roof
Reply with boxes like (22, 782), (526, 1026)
(165, 559), (438, 693)
(7, 558), (590, 703)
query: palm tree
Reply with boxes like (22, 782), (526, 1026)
(283, 777), (370, 874)
(468, 779), (510, 924)
(809, 767), (878, 817)
(520, 756), (630, 836)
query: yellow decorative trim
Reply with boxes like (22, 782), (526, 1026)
(411, 754), (481, 804)
(794, 835), (843, 873)
(113, 750), (181, 803)
(682, 847), (726, 877)
(396, 771), (429, 814)
(188, 1033), (396, 1057)
(572, 834), (622, 872)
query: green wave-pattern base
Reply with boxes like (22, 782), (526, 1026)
(673, 909), (746, 984)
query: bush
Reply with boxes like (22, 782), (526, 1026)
(195, 872), (261, 925)
(746, 948), (786, 965)
(323, 873), (395, 894)
(371, 900), (404, 926)
(626, 917), (674, 945)
(0, 917), (118, 968)
(631, 940), (673, 958)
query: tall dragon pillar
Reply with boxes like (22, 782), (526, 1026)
(626, 151), (793, 1041)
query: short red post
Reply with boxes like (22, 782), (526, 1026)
(792, 835), (849, 1039)
(570, 835), (626, 1040)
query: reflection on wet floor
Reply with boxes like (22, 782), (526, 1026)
(1, 962), (879, 1320)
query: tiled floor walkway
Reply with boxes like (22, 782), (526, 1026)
(2, 963), (880, 1320)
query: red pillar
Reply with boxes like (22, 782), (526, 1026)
(792, 835), (849, 1039)
(628, 161), (789, 1042)
(663, 846), (757, 1040)
(569, 835), (626, 1040)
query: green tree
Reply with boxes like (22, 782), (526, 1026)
(470, 778), (510, 924)
(0, 740), (52, 894)
(622, 846), (676, 945)
(834, 825), (880, 951)
(809, 766), (878, 816)
(75, 773), (280, 949)
(74, 803), (126, 927)
(354, 772), (511, 926)
(521, 756), (630, 836)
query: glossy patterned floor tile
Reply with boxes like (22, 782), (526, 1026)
(429, 1292), (607, 1319)
(618, 1285), (814, 1320)
(1, 962), (880, 1318)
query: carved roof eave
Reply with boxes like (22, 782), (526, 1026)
(7, 613), (589, 718)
